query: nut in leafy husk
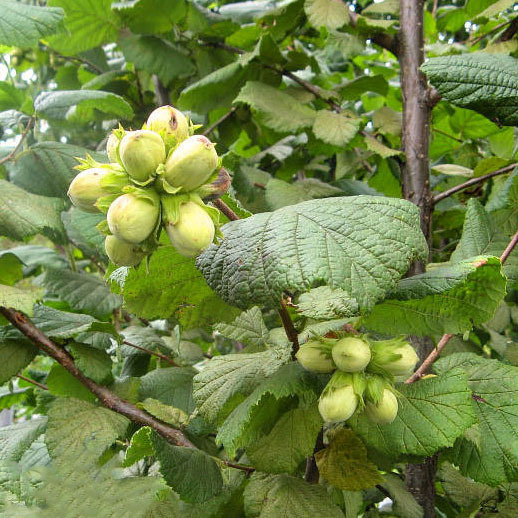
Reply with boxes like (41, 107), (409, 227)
(119, 130), (166, 184)
(105, 235), (145, 266)
(369, 337), (419, 377)
(318, 371), (359, 423)
(364, 388), (398, 424)
(107, 189), (160, 244)
(332, 336), (371, 373)
(162, 135), (218, 193)
(296, 339), (335, 373)
(106, 132), (120, 163)
(146, 105), (189, 147)
(68, 167), (118, 213)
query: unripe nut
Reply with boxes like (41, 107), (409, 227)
(332, 337), (371, 372)
(147, 105), (189, 143)
(68, 168), (111, 213)
(106, 132), (120, 163)
(163, 135), (218, 192)
(107, 193), (159, 244)
(105, 235), (145, 266)
(165, 201), (215, 257)
(318, 383), (358, 423)
(119, 130), (166, 183)
(296, 340), (335, 373)
(383, 344), (419, 376)
(364, 389), (398, 424)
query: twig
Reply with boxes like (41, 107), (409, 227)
(0, 307), (194, 448)
(0, 117), (34, 166)
(471, 18), (515, 45)
(17, 374), (48, 391)
(406, 229), (518, 384)
(432, 127), (463, 143)
(304, 428), (324, 483)
(152, 75), (170, 106)
(41, 45), (104, 74)
(349, 11), (399, 56)
(278, 299), (300, 359)
(499, 17), (518, 42)
(201, 41), (245, 55)
(432, 0), (439, 18)
(203, 107), (237, 136)
(212, 198), (239, 221)
(123, 340), (179, 367)
(221, 460), (255, 475)
(433, 163), (517, 205)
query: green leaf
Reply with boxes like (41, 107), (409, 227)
(340, 75), (389, 100)
(436, 354), (518, 485)
(296, 286), (359, 319)
(193, 347), (292, 427)
(123, 426), (153, 467)
(179, 62), (247, 113)
(46, 364), (96, 402)
(244, 472), (344, 517)
(216, 362), (321, 457)
(315, 428), (383, 491)
(34, 90), (133, 121)
(0, 180), (66, 243)
(0, 82), (25, 112)
(0, 336), (37, 384)
(364, 135), (402, 158)
(140, 398), (188, 427)
(45, 398), (129, 458)
(421, 53), (518, 126)
(265, 178), (343, 210)
(382, 473), (424, 518)
(0, 418), (47, 462)
(0, 0), (64, 47)
(451, 198), (518, 283)
(139, 366), (196, 413)
(0, 284), (38, 316)
(62, 208), (107, 260)
(215, 306), (270, 349)
(5, 245), (68, 273)
(119, 35), (195, 85)
(114, 244), (239, 327)
(9, 142), (103, 199)
(43, 269), (121, 318)
(304, 0), (349, 29)
(0, 252), (31, 286)
(151, 433), (223, 503)
(47, 0), (120, 54)
(247, 403), (323, 474)
(351, 369), (476, 457)
(69, 344), (113, 384)
(235, 81), (317, 132)
(112, 0), (186, 34)
(197, 196), (428, 311)
(364, 256), (506, 336)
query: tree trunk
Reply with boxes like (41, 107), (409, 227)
(399, 1), (436, 516)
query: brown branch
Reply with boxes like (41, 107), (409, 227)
(304, 428), (324, 483)
(433, 163), (517, 205)
(221, 460), (255, 475)
(499, 17), (518, 42)
(0, 307), (194, 448)
(203, 107), (237, 137)
(17, 374), (48, 391)
(349, 11), (399, 56)
(0, 117), (34, 166)
(279, 299), (300, 359)
(212, 198), (239, 221)
(406, 230), (518, 384)
(123, 340), (179, 367)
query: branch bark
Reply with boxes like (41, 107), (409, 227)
(0, 307), (194, 448)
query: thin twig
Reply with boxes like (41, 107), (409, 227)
(432, 127), (463, 143)
(278, 299), (300, 359)
(406, 231), (518, 384)
(221, 460), (255, 475)
(123, 340), (179, 367)
(432, 0), (439, 18)
(499, 17), (518, 42)
(203, 107), (237, 136)
(212, 198), (239, 221)
(433, 163), (517, 205)
(471, 18), (515, 45)
(17, 374), (48, 391)
(41, 45), (104, 74)
(349, 11), (399, 56)
(0, 307), (194, 448)
(0, 117), (34, 166)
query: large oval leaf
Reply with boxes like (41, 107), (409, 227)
(197, 196), (427, 310)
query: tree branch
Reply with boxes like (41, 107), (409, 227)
(212, 198), (239, 221)
(203, 107), (237, 137)
(278, 299), (300, 359)
(0, 307), (194, 448)
(17, 373), (48, 391)
(123, 340), (179, 367)
(0, 117), (34, 166)
(433, 163), (517, 205)
(349, 11), (399, 56)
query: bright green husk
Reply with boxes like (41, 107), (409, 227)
(296, 339), (335, 373)
(164, 200), (215, 257)
(364, 388), (398, 424)
(119, 130), (166, 184)
(163, 135), (218, 192)
(332, 336), (371, 372)
(107, 190), (159, 244)
(68, 168), (115, 213)
(370, 337), (419, 376)
(106, 132), (120, 163)
(105, 235), (145, 266)
(318, 371), (359, 423)
(146, 105), (189, 144)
